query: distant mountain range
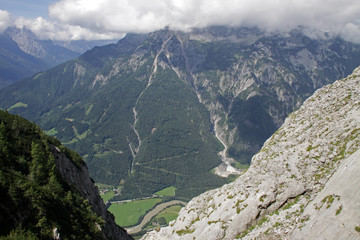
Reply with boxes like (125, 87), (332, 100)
(1, 26), (360, 201)
(0, 27), (116, 88)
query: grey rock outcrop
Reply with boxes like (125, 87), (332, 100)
(6, 27), (78, 66)
(143, 66), (360, 239)
(51, 146), (133, 240)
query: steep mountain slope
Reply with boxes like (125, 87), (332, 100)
(0, 110), (132, 239)
(0, 27), (113, 88)
(0, 27), (360, 200)
(0, 33), (49, 88)
(6, 27), (79, 66)
(143, 66), (360, 240)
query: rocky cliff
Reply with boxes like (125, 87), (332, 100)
(52, 145), (133, 240)
(143, 66), (360, 239)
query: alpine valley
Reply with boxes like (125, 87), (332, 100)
(143, 57), (360, 240)
(1, 26), (360, 201)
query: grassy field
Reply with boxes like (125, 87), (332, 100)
(155, 186), (177, 196)
(145, 204), (183, 229)
(156, 204), (183, 223)
(108, 198), (162, 227)
(101, 191), (115, 202)
(95, 183), (114, 189)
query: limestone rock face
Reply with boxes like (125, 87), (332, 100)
(52, 146), (133, 240)
(142, 67), (360, 240)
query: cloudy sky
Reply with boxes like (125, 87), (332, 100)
(0, 0), (360, 42)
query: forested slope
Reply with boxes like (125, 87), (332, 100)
(0, 110), (132, 240)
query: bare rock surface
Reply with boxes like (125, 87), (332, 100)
(142, 67), (360, 240)
(52, 146), (133, 240)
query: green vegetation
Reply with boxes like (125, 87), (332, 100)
(155, 186), (177, 196)
(146, 204), (183, 229)
(45, 127), (58, 136)
(355, 226), (360, 233)
(315, 194), (340, 210)
(0, 110), (104, 239)
(108, 198), (162, 227)
(8, 102), (28, 110)
(282, 195), (301, 210)
(336, 205), (343, 215)
(101, 191), (116, 202)
(176, 228), (195, 236)
(157, 205), (183, 223)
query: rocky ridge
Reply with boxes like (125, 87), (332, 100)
(143, 66), (360, 239)
(6, 27), (78, 66)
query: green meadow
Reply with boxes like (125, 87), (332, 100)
(155, 186), (177, 196)
(101, 191), (116, 202)
(108, 198), (162, 227)
(155, 204), (183, 223)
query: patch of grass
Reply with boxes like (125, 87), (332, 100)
(236, 229), (249, 239)
(63, 138), (79, 145)
(157, 205), (182, 223)
(316, 194), (340, 210)
(258, 216), (269, 226)
(336, 205), (343, 215)
(355, 226), (360, 233)
(155, 186), (177, 197)
(95, 183), (114, 189)
(101, 191), (115, 202)
(227, 174), (239, 182)
(108, 198), (162, 227)
(146, 204), (183, 229)
(45, 128), (58, 136)
(85, 104), (93, 115)
(176, 228), (195, 236)
(8, 102), (28, 110)
(231, 161), (249, 170)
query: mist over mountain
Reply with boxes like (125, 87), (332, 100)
(1, 26), (360, 201)
(2, 0), (360, 44)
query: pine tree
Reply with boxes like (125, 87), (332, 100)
(0, 122), (10, 167)
(30, 142), (47, 184)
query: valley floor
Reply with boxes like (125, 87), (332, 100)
(126, 200), (187, 235)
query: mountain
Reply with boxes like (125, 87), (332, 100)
(53, 39), (118, 54)
(6, 27), (79, 66)
(0, 109), (132, 239)
(0, 27), (116, 88)
(143, 66), (360, 240)
(0, 26), (360, 200)
(0, 33), (49, 88)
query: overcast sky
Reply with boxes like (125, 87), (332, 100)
(0, 0), (360, 42)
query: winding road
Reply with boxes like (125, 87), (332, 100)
(126, 200), (187, 235)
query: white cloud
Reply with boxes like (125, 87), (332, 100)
(46, 0), (360, 42)
(0, 10), (11, 33)
(4, 0), (360, 42)
(14, 16), (124, 40)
